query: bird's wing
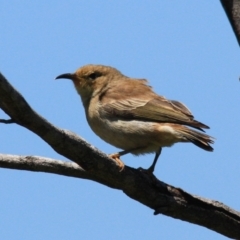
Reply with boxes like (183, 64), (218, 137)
(101, 95), (209, 131)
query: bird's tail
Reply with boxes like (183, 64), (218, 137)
(177, 126), (214, 151)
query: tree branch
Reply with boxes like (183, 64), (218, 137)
(0, 72), (240, 239)
(221, 0), (240, 46)
(0, 118), (15, 124)
(0, 154), (90, 179)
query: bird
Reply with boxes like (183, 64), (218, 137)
(56, 64), (214, 173)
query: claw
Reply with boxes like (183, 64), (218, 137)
(108, 153), (125, 172)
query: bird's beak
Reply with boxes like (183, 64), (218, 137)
(55, 73), (73, 80)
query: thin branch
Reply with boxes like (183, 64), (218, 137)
(0, 72), (240, 239)
(0, 154), (90, 179)
(0, 118), (15, 124)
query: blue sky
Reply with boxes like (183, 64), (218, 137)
(0, 1), (239, 239)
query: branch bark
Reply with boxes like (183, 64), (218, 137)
(0, 72), (240, 239)
(221, 0), (240, 46)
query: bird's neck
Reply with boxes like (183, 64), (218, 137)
(77, 93), (90, 110)
(73, 87), (89, 108)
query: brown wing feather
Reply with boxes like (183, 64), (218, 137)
(100, 78), (209, 131)
(169, 100), (193, 116)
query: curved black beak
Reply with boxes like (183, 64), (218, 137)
(55, 73), (73, 80)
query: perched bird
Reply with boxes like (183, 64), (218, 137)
(56, 65), (214, 172)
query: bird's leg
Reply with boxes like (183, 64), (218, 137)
(108, 149), (139, 171)
(147, 147), (162, 173)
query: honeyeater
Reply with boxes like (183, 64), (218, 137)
(56, 64), (214, 172)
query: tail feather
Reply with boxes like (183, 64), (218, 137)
(178, 127), (214, 151)
(188, 119), (210, 132)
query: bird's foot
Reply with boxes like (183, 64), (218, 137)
(138, 167), (160, 185)
(137, 148), (160, 175)
(108, 153), (125, 172)
(138, 167), (155, 175)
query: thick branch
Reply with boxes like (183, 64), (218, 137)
(0, 72), (240, 239)
(221, 0), (240, 46)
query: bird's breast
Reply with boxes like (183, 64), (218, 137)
(86, 100), (159, 153)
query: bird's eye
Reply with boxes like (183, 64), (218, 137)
(88, 72), (101, 80)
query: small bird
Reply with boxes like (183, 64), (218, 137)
(56, 64), (214, 173)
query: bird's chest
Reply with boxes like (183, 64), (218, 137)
(85, 101), (153, 151)
(86, 100), (110, 138)
(85, 100), (127, 148)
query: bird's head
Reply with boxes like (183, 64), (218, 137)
(56, 64), (122, 105)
